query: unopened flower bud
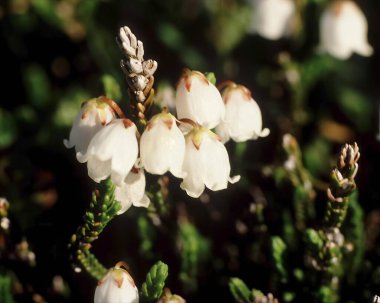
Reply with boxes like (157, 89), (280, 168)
(94, 263), (139, 303)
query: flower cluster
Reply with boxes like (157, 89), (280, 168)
(65, 69), (269, 207)
(247, 0), (373, 60)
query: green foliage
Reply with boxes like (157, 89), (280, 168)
(337, 89), (373, 132)
(138, 216), (155, 259)
(304, 228), (324, 254)
(141, 261), (169, 302)
(229, 278), (251, 303)
(0, 274), (14, 303)
(69, 178), (122, 280)
(157, 22), (183, 51)
(0, 109), (17, 149)
(271, 236), (288, 283)
(147, 186), (169, 217)
(23, 65), (51, 109)
(178, 222), (211, 291)
(316, 285), (337, 303)
(299, 55), (336, 91)
(2, 1), (378, 301)
(30, 0), (61, 26)
(102, 74), (122, 102)
(76, 250), (107, 280)
(205, 72), (216, 85)
(343, 192), (365, 284)
(156, 22), (205, 69)
(229, 278), (278, 303)
(304, 138), (331, 177)
(53, 87), (90, 127)
(86, 179), (122, 237)
(207, 2), (251, 55)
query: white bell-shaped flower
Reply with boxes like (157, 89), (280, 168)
(64, 96), (116, 160)
(115, 167), (150, 215)
(247, 0), (295, 40)
(319, 0), (373, 59)
(175, 69), (225, 129)
(140, 111), (185, 178)
(78, 119), (139, 186)
(180, 126), (240, 198)
(216, 83), (270, 143)
(94, 262), (139, 303)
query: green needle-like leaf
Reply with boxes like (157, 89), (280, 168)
(229, 278), (252, 303)
(141, 261), (169, 302)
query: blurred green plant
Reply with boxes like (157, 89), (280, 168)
(0, 109), (17, 149)
(178, 222), (211, 292)
(0, 274), (15, 303)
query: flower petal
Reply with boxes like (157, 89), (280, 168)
(180, 179), (205, 198)
(141, 115), (185, 178)
(87, 157), (112, 183)
(114, 168), (148, 214)
(133, 194), (150, 208)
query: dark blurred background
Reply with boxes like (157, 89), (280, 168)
(1, 0), (380, 302)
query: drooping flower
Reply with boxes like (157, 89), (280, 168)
(78, 119), (139, 186)
(64, 96), (116, 160)
(319, 0), (373, 60)
(175, 69), (225, 129)
(216, 83), (270, 143)
(180, 126), (240, 198)
(94, 262), (139, 303)
(247, 0), (295, 40)
(140, 111), (185, 178)
(114, 167), (150, 215)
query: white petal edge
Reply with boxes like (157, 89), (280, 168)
(259, 128), (270, 137)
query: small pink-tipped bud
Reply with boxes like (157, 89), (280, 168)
(94, 263), (139, 303)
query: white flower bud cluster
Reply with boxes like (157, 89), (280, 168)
(64, 69), (269, 208)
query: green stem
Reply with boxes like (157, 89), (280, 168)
(68, 178), (121, 280)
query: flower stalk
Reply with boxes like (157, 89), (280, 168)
(304, 143), (360, 302)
